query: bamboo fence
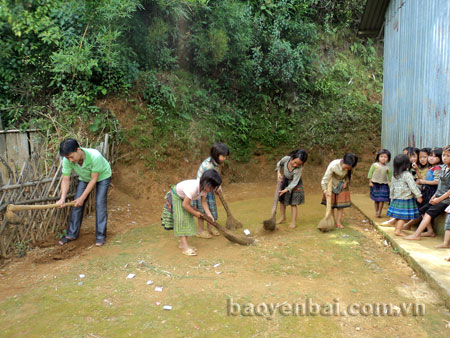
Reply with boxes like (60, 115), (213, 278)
(0, 133), (116, 257)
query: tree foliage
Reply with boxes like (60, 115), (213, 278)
(0, 0), (141, 129)
(0, 0), (380, 161)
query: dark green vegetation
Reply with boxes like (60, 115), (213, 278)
(1, 0), (382, 161)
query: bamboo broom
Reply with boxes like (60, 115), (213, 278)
(199, 214), (254, 245)
(6, 201), (75, 224)
(317, 180), (335, 232)
(217, 191), (243, 230)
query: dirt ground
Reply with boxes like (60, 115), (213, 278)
(1, 167), (450, 336)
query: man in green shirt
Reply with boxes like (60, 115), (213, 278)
(57, 138), (112, 246)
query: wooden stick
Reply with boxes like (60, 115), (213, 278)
(8, 201), (75, 212)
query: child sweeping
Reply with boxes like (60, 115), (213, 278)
(386, 154), (423, 236)
(275, 149), (308, 229)
(321, 153), (358, 229)
(161, 169), (222, 256)
(368, 149), (392, 218)
(193, 142), (230, 239)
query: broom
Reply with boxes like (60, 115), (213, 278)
(263, 181), (282, 231)
(317, 180), (335, 232)
(199, 214), (254, 245)
(217, 191), (243, 230)
(6, 202), (75, 224)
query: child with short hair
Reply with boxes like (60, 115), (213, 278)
(161, 169), (222, 256)
(276, 149), (308, 229)
(368, 149), (392, 218)
(193, 142), (229, 239)
(407, 147), (420, 179)
(386, 154), (423, 236)
(405, 145), (450, 240)
(321, 153), (358, 229)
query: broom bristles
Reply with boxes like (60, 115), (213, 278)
(200, 214), (254, 245)
(263, 217), (276, 231)
(5, 207), (23, 224)
(226, 216), (243, 230)
(318, 180), (334, 232)
(318, 216), (335, 232)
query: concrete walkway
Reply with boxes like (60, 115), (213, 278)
(352, 193), (450, 308)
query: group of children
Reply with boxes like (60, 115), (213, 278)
(54, 137), (450, 260)
(161, 143), (360, 256)
(368, 146), (450, 259)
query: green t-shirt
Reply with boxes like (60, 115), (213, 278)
(62, 148), (112, 182)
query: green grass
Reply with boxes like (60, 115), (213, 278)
(0, 194), (448, 337)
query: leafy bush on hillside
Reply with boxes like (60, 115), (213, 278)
(0, 0), (380, 162)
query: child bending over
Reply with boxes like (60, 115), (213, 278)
(276, 149), (308, 229)
(161, 169), (222, 256)
(321, 153), (358, 229)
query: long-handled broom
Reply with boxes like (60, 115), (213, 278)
(317, 180), (335, 232)
(199, 214), (254, 245)
(263, 181), (282, 231)
(6, 201), (75, 224)
(216, 191), (243, 230)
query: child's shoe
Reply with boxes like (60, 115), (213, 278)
(196, 230), (212, 239)
(209, 227), (220, 236)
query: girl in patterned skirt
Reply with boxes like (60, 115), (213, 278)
(276, 149), (308, 229)
(192, 142), (229, 239)
(161, 169), (222, 256)
(386, 154), (423, 236)
(321, 153), (358, 229)
(368, 149), (392, 218)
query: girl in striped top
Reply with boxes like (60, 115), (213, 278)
(193, 143), (229, 239)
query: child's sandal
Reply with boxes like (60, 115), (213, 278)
(182, 248), (197, 256)
(196, 231), (212, 239)
(209, 227), (220, 236)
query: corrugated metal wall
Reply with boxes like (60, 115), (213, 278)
(382, 0), (450, 156)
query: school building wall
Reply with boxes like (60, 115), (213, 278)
(381, 0), (450, 156)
